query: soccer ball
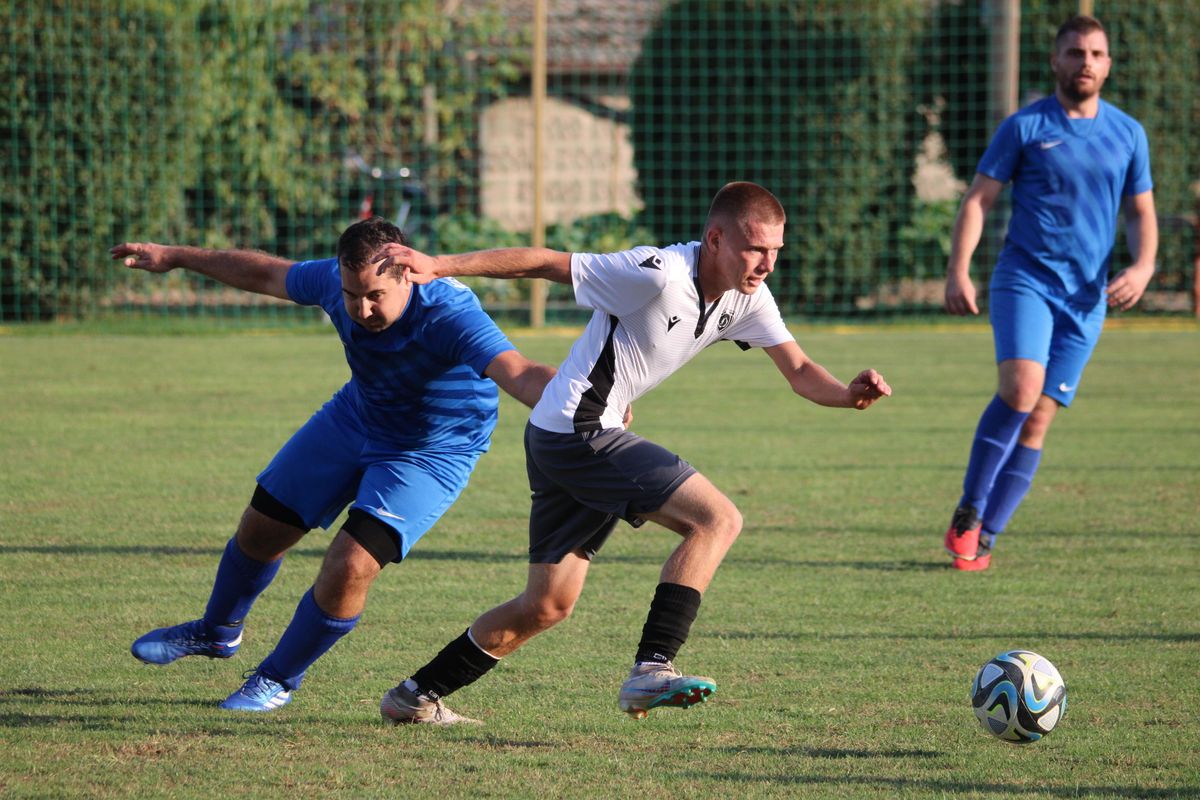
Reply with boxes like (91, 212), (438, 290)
(971, 650), (1066, 744)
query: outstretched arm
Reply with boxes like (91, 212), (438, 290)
(944, 174), (1004, 316)
(1106, 190), (1158, 311)
(764, 341), (891, 410)
(110, 242), (293, 301)
(372, 244), (573, 285)
(485, 350), (633, 427)
(484, 350), (558, 410)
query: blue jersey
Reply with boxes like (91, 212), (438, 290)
(977, 95), (1153, 305)
(286, 259), (515, 454)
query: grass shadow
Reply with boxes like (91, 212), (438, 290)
(682, 769), (1198, 798)
(703, 630), (1200, 643)
(713, 744), (941, 759)
(0, 544), (326, 558)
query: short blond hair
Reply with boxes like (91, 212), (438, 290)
(706, 181), (786, 231)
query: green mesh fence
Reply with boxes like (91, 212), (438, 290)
(2, 0), (1197, 324)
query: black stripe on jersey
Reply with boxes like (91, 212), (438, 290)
(572, 314), (619, 433)
(691, 247), (721, 339)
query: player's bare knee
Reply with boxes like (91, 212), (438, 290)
(522, 594), (575, 632)
(1020, 410), (1054, 447)
(999, 384), (1040, 413)
(708, 498), (743, 546)
(727, 503), (744, 539)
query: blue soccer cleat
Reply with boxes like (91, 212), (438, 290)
(219, 670), (292, 712)
(131, 619), (242, 665)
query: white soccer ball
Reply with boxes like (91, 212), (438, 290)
(971, 650), (1067, 744)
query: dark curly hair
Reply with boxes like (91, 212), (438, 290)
(336, 216), (410, 272)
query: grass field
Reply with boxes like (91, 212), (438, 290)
(1, 323), (1197, 799)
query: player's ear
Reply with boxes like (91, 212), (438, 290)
(704, 224), (721, 251)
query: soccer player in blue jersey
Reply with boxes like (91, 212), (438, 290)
(941, 15), (1158, 572)
(110, 217), (555, 711)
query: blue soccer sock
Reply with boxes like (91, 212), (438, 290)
(960, 395), (1030, 515)
(258, 588), (360, 691)
(981, 444), (1042, 538)
(202, 536), (282, 640)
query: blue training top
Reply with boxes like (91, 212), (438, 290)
(977, 95), (1153, 306)
(286, 258), (515, 454)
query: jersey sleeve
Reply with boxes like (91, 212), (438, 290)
(1123, 123), (1154, 197)
(726, 283), (795, 349)
(975, 114), (1022, 184)
(570, 247), (671, 317)
(285, 258), (339, 307)
(427, 279), (515, 377)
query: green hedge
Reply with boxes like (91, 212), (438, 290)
(2, 1), (1193, 322)
(1, 1), (192, 320)
(628, 0), (927, 316)
(1, 0), (525, 321)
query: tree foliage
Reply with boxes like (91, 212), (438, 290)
(629, 0), (923, 314)
(0, 0), (526, 320)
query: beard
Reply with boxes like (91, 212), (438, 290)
(1057, 72), (1103, 103)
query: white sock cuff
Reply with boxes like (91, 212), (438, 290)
(466, 627), (502, 661)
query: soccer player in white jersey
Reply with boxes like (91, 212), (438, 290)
(370, 182), (891, 723)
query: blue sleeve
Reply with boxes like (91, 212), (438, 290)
(1123, 124), (1153, 197)
(429, 283), (515, 377)
(285, 258), (339, 307)
(975, 115), (1022, 184)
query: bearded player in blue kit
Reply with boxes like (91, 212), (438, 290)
(941, 15), (1158, 571)
(111, 217), (555, 712)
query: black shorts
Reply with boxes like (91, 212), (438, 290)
(523, 422), (697, 564)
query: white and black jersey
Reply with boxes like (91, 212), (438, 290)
(529, 242), (795, 434)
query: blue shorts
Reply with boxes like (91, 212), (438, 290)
(988, 282), (1105, 407)
(256, 391), (481, 561)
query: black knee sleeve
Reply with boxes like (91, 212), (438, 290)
(344, 508), (401, 567)
(250, 485), (309, 531)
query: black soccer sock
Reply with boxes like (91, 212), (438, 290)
(634, 582), (702, 665)
(410, 629), (499, 699)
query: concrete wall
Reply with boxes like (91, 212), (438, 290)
(480, 95), (641, 231)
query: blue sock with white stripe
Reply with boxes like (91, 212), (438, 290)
(258, 588), (360, 691)
(203, 536), (282, 641)
(982, 444), (1042, 538)
(960, 395), (1029, 515)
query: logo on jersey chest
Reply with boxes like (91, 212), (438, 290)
(673, 309), (736, 337)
